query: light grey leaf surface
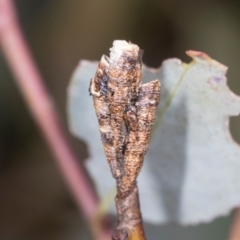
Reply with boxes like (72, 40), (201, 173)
(67, 51), (240, 224)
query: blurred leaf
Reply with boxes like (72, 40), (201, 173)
(67, 51), (240, 225)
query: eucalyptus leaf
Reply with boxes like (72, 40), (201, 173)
(67, 51), (240, 225)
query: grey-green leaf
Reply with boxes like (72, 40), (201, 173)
(67, 51), (240, 225)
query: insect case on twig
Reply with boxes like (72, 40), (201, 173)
(90, 40), (160, 240)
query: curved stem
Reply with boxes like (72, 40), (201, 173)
(0, 0), (111, 239)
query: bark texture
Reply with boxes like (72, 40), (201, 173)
(90, 40), (161, 240)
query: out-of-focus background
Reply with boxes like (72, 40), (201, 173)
(0, 0), (240, 239)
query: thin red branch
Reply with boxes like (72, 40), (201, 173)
(228, 208), (240, 240)
(0, 0), (111, 239)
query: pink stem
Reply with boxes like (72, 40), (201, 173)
(228, 208), (240, 240)
(0, 1), (111, 238)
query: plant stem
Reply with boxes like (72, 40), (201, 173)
(113, 186), (146, 240)
(0, 0), (111, 239)
(228, 208), (240, 240)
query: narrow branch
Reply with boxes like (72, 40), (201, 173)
(113, 186), (145, 240)
(228, 208), (240, 240)
(0, 0), (110, 239)
(90, 40), (160, 240)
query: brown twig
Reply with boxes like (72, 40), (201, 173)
(228, 208), (240, 240)
(0, 0), (111, 239)
(90, 40), (160, 240)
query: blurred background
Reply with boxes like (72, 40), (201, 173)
(0, 0), (240, 239)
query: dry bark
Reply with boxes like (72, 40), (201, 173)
(90, 40), (161, 240)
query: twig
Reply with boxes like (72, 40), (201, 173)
(90, 40), (161, 240)
(228, 208), (240, 240)
(0, 0), (111, 239)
